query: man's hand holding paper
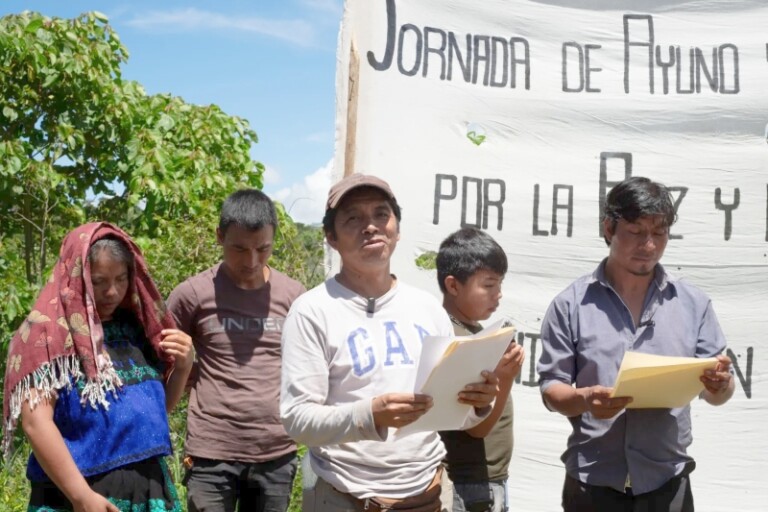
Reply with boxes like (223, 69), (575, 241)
(580, 385), (633, 419)
(610, 351), (728, 408)
(394, 321), (516, 437)
(372, 393), (434, 429)
(700, 354), (735, 405)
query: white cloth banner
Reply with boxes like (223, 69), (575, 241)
(333, 1), (767, 510)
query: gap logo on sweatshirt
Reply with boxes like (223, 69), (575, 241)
(346, 322), (431, 377)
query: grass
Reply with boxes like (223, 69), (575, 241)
(0, 438), (31, 512)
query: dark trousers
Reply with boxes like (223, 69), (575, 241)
(185, 451), (298, 512)
(562, 473), (694, 512)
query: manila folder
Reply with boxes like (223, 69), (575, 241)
(610, 351), (717, 408)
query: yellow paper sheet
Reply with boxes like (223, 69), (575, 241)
(610, 351), (718, 408)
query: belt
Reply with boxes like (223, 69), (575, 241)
(333, 467), (443, 512)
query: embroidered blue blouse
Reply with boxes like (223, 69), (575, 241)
(27, 310), (172, 481)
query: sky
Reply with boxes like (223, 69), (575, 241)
(3, 0), (342, 224)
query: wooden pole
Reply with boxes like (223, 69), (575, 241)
(344, 40), (359, 177)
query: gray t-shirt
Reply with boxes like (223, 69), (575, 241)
(168, 263), (305, 462)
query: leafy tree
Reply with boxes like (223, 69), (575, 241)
(0, 9), (268, 367)
(0, 12), (327, 508)
(0, 11), (330, 510)
(0, 10), (262, 291)
(272, 205), (327, 290)
(0, 12), (325, 511)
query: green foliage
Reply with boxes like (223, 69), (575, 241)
(0, 10), (120, 285)
(272, 203), (327, 291)
(93, 91), (263, 235)
(0, 442), (30, 512)
(166, 396), (190, 505)
(0, 9), (326, 510)
(0, 237), (38, 350)
(0, 10), (261, 289)
(134, 213), (222, 298)
(289, 445), (309, 512)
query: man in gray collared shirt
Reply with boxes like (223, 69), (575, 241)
(538, 176), (735, 512)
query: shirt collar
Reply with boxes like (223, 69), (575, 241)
(591, 258), (671, 292)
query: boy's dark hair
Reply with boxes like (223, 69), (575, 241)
(322, 186), (402, 238)
(219, 189), (278, 236)
(436, 227), (507, 293)
(602, 176), (677, 245)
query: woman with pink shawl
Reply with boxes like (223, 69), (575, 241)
(3, 222), (194, 512)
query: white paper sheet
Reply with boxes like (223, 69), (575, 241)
(395, 320), (516, 438)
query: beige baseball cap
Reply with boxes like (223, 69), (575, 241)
(325, 173), (396, 211)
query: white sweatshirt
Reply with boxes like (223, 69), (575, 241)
(281, 278), (481, 499)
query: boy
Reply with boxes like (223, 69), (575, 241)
(437, 227), (525, 512)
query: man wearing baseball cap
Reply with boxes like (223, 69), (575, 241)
(280, 173), (499, 511)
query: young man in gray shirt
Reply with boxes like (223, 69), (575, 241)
(538, 176), (734, 512)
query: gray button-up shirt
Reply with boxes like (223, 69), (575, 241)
(537, 260), (727, 495)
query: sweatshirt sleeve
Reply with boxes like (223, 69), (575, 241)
(280, 303), (386, 446)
